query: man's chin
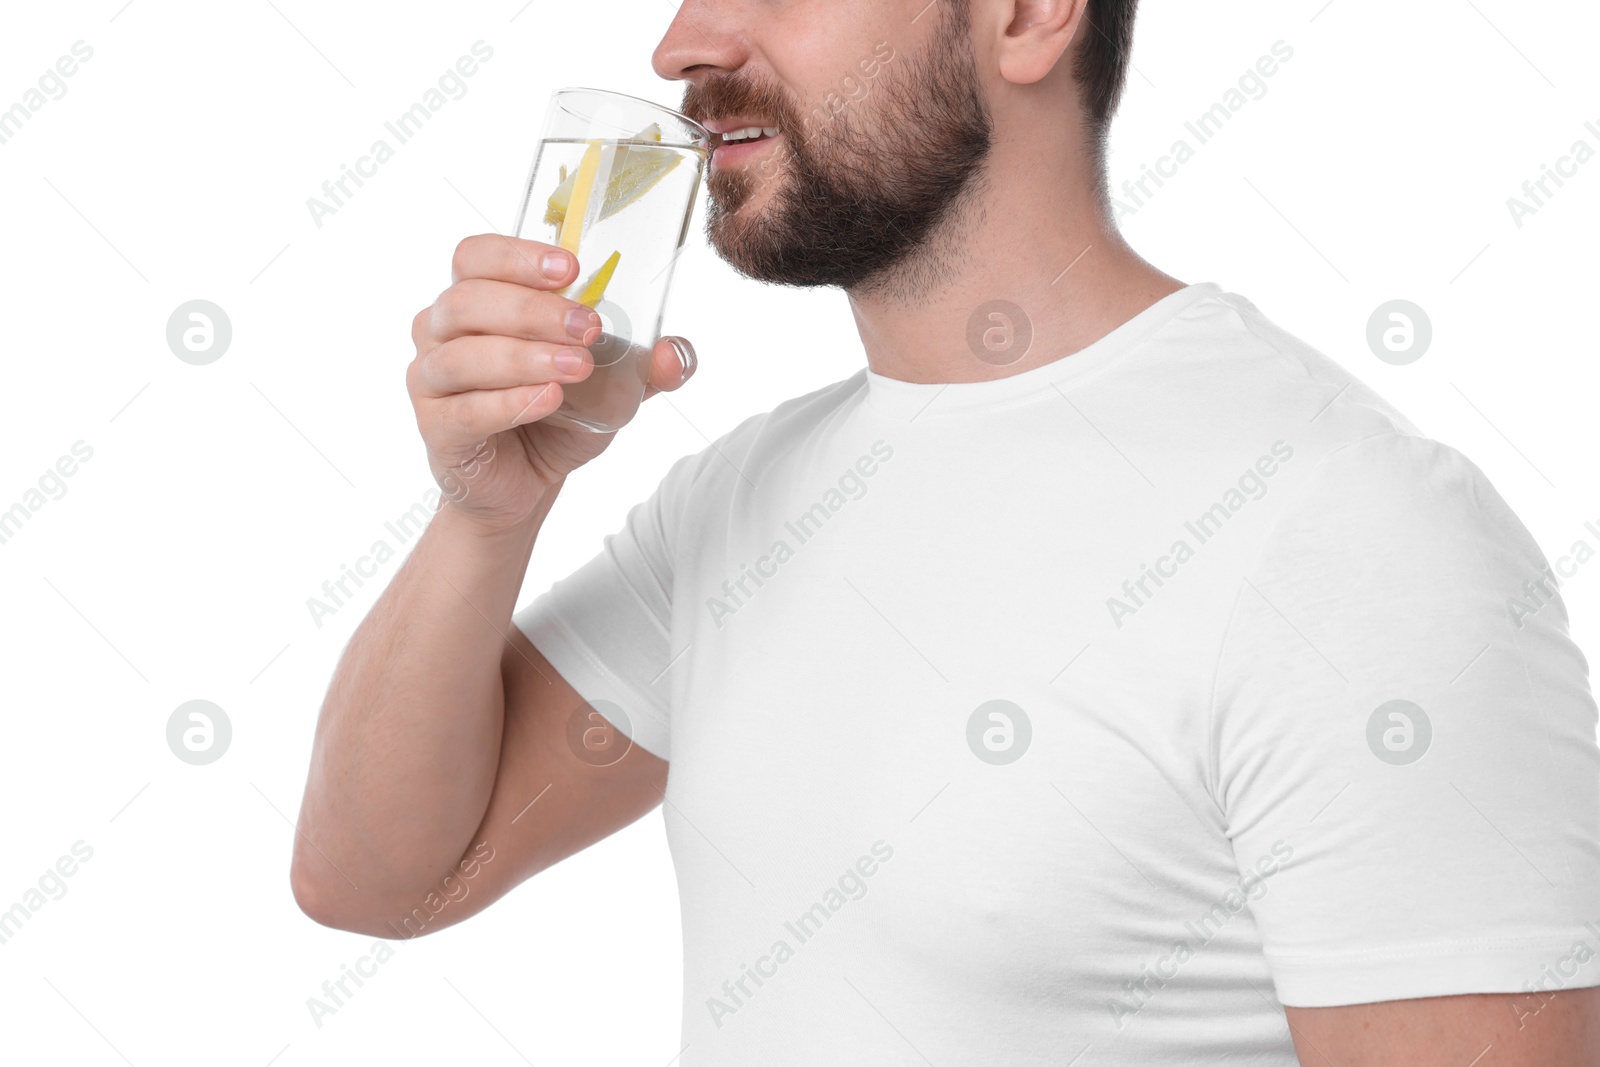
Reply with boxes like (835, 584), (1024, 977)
(706, 222), (786, 285)
(705, 230), (764, 275)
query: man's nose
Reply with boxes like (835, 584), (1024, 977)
(652, 0), (747, 84)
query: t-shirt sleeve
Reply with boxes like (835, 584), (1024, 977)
(511, 448), (703, 761)
(1211, 430), (1600, 1007)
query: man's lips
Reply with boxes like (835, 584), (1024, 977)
(704, 116), (778, 134)
(710, 131), (781, 170)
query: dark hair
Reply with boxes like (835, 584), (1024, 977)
(948, 0), (1139, 162)
(1074, 0), (1141, 156)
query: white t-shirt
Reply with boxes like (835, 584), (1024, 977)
(513, 282), (1600, 1065)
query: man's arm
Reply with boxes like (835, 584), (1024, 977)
(1285, 987), (1600, 1065)
(289, 493), (667, 938)
(290, 232), (696, 936)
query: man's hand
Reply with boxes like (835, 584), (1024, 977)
(407, 233), (697, 533)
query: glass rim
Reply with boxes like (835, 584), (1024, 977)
(551, 86), (710, 147)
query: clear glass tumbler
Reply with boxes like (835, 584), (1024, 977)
(512, 88), (709, 433)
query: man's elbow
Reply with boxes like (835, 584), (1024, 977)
(289, 855), (448, 940)
(289, 853), (345, 930)
(290, 851), (377, 935)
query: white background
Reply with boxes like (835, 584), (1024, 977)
(1, 0), (1596, 1063)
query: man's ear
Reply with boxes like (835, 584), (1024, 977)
(993, 0), (1091, 86)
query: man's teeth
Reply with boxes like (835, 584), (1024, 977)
(722, 126), (779, 143)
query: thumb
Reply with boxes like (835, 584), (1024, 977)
(647, 335), (697, 397)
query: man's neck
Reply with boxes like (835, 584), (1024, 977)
(844, 161), (1186, 387)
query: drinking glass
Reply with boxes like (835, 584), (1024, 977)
(511, 87), (709, 432)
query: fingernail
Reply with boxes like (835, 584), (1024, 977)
(667, 336), (696, 382)
(566, 306), (601, 342)
(542, 251), (570, 278)
(554, 348), (585, 373)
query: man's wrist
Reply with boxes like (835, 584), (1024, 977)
(433, 486), (558, 547)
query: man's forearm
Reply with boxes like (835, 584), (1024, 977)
(290, 483), (561, 927)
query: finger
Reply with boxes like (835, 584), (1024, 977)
(429, 277), (603, 346)
(411, 305), (434, 352)
(420, 382), (565, 449)
(451, 233), (580, 289)
(643, 335), (697, 401)
(412, 335), (591, 397)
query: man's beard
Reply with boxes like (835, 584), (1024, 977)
(682, 5), (992, 297)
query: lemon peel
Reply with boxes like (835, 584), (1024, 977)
(575, 249), (621, 308)
(556, 139), (603, 254)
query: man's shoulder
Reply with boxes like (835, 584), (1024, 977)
(1151, 286), (1419, 444)
(1132, 286), (1447, 486)
(1129, 288), (1534, 574)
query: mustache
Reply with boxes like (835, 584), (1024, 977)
(682, 73), (794, 128)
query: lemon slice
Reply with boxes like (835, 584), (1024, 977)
(574, 249), (621, 308)
(544, 122), (683, 230)
(595, 138), (682, 222)
(555, 139), (603, 254)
